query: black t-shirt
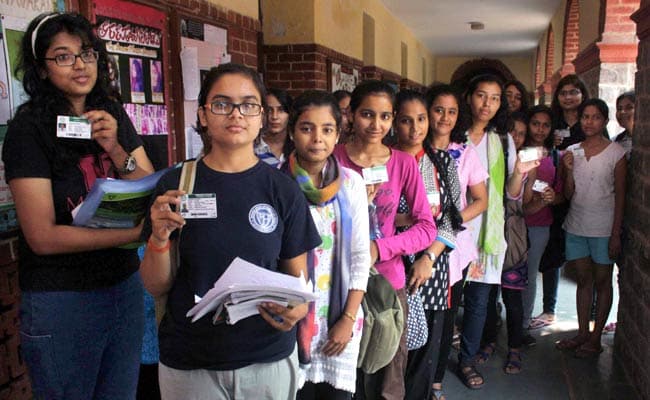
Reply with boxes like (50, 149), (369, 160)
(556, 118), (585, 150)
(142, 160), (321, 370)
(2, 103), (142, 291)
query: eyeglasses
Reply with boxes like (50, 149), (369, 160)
(559, 89), (582, 98)
(207, 101), (263, 116)
(43, 49), (99, 66)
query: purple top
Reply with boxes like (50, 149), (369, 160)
(525, 155), (564, 227)
(333, 144), (437, 289)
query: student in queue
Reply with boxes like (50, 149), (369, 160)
(3, 12), (154, 399)
(140, 63), (321, 400)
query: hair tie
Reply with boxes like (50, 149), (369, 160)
(31, 13), (60, 59)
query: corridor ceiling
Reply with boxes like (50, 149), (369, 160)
(381, 0), (563, 56)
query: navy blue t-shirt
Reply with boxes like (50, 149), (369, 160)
(142, 160), (321, 370)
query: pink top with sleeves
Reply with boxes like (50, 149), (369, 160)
(525, 155), (564, 227)
(333, 144), (437, 290)
(446, 142), (489, 286)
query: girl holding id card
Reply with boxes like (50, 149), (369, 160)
(2, 12), (154, 399)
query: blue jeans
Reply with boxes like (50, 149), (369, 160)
(20, 272), (144, 400)
(522, 226), (549, 328)
(459, 281), (493, 368)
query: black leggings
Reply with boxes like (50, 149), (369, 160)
(297, 381), (351, 400)
(482, 285), (524, 349)
(433, 272), (465, 384)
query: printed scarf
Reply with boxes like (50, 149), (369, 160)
(289, 153), (352, 365)
(474, 131), (506, 257)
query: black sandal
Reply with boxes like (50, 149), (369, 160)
(458, 365), (484, 389)
(504, 350), (522, 374)
(476, 342), (496, 364)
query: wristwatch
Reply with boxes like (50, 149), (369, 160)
(119, 155), (137, 175)
(423, 250), (437, 264)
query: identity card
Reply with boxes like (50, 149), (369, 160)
(532, 179), (549, 193)
(362, 165), (389, 185)
(57, 115), (92, 139)
(554, 128), (571, 138)
(179, 194), (217, 219)
(572, 147), (585, 158)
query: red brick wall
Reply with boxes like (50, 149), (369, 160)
(263, 43), (366, 97)
(545, 26), (555, 80)
(0, 2), (260, 398)
(0, 239), (30, 400)
(563, 0), (580, 64)
(615, 3), (650, 399)
(262, 43), (417, 97)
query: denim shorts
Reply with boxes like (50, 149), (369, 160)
(565, 231), (614, 265)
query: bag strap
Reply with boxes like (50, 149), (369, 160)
(171, 159), (198, 279)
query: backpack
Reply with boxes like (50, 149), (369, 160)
(357, 267), (404, 374)
(503, 198), (528, 270)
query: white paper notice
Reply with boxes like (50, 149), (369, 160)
(204, 24), (227, 46)
(180, 47), (200, 101)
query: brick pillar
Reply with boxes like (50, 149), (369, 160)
(263, 44), (330, 98)
(615, 2), (650, 398)
(573, 0), (640, 135)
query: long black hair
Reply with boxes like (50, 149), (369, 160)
(288, 90), (342, 135)
(196, 63), (267, 154)
(462, 74), (509, 135)
(425, 84), (465, 144)
(13, 12), (115, 175)
(504, 80), (530, 113)
(550, 74), (589, 127)
(524, 105), (554, 149)
(18, 12), (111, 117)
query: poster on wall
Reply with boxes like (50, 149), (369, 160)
(0, 1), (55, 234)
(331, 62), (359, 92)
(179, 18), (228, 159)
(96, 15), (167, 134)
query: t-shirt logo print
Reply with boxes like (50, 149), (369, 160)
(248, 203), (279, 233)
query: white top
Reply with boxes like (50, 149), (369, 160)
(466, 131), (516, 285)
(563, 142), (626, 237)
(300, 167), (370, 393)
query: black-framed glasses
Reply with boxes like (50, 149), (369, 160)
(559, 89), (582, 97)
(43, 49), (99, 66)
(207, 101), (263, 116)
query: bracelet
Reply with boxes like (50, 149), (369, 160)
(342, 311), (356, 322)
(147, 237), (170, 253)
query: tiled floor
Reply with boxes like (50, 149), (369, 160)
(439, 268), (640, 400)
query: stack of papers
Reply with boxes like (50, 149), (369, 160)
(186, 257), (317, 324)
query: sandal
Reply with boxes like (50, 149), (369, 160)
(555, 336), (586, 350)
(503, 350), (523, 374)
(457, 365), (484, 390)
(476, 342), (496, 364)
(574, 343), (603, 358)
(431, 388), (446, 400)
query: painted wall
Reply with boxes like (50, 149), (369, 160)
(262, 0), (315, 44)
(580, 0), (601, 51)
(208, 0), (258, 20)
(434, 56), (534, 90)
(314, 0), (363, 61)
(265, 0), (435, 84)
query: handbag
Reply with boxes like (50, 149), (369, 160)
(406, 289), (428, 351)
(153, 159), (197, 325)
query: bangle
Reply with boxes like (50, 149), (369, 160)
(147, 237), (170, 253)
(342, 311), (356, 322)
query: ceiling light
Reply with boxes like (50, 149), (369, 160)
(469, 21), (485, 31)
